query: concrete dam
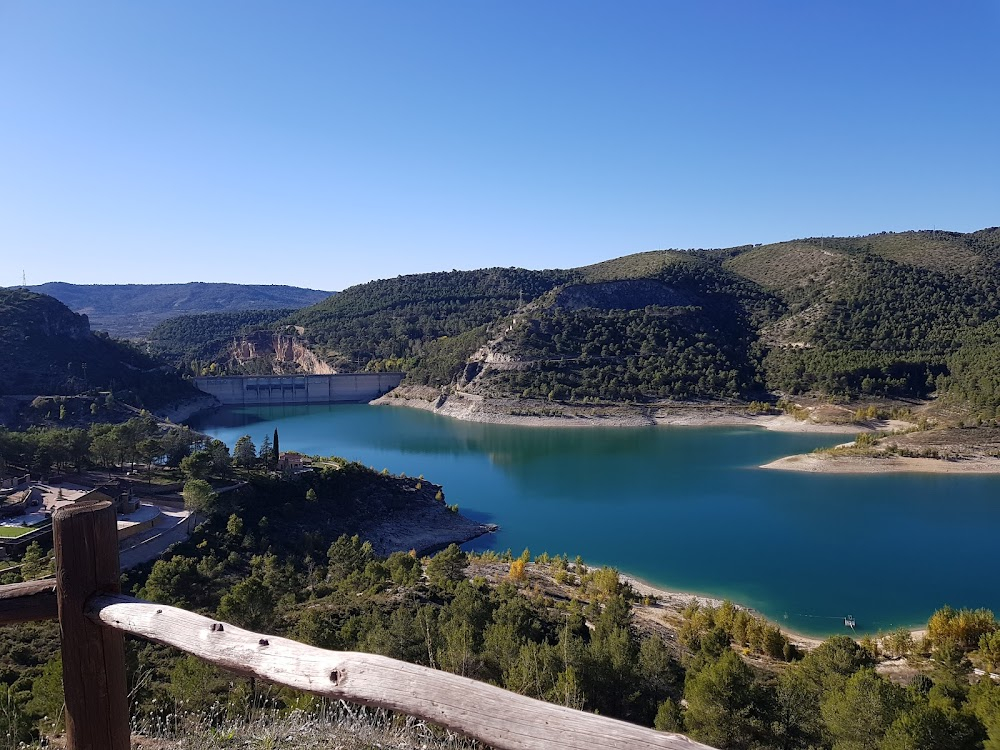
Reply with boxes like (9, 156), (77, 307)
(193, 373), (405, 406)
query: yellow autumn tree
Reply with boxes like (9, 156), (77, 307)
(508, 558), (526, 582)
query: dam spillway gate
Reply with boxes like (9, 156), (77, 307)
(192, 373), (405, 406)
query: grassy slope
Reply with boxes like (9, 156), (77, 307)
(574, 248), (697, 282)
(722, 240), (846, 296)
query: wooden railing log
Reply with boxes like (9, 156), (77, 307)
(87, 593), (715, 750)
(54, 501), (130, 750)
(0, 578), (58, 624)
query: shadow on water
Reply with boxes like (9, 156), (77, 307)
(191, 407), (270, 430)
(456, 508), (500, 526)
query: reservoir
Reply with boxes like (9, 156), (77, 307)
(193, 404), (1000, 637)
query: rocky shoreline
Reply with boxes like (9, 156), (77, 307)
(371, 386), (870, 434)
(361, 509), (497, 558)
(175, 383), (1000, 477)
(375, 387), (1000, 474)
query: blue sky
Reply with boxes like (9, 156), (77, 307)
(2, 1), (998, 290)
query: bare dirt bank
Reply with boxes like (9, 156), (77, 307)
(373, 386), (879, 435)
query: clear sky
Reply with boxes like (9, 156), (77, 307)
(2, 1), (998, 291)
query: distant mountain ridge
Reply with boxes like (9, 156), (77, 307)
(21, 282), (333, 338)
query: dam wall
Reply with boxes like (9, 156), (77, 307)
(193, 373), (405, 406)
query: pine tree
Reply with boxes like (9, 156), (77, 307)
(233, 435), (256, 471)
(21, 542), (51, 580)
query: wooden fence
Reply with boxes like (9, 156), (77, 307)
(0, 499), (715, 750)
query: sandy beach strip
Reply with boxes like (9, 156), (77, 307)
(618, 572), (833, 650)
(618, 570), (939, 652)
(761, 453), (1000, 474)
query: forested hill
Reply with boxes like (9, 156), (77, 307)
(291, 267), (577, 373)
(146, 309), (300, 374)
(22, 282), (332, 338)
(723, 228), (1000, 409)
(162, 227), (1000, 419)
(0, 288), (195, 408)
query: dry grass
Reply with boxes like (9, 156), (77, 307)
(882, 425), (1000, 460)
(723, 241), (845, 294)
(860, 231), (981, 275)
(575, 250), (696, 283)
(43, 704), (486, 750)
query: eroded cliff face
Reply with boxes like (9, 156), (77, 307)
(228, 332), (334, 374)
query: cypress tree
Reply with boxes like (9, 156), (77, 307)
(272, 428), (280, 464)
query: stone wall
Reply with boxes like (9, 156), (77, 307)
(0, 488), (33, 518)
(117, 515), (161, 541)
(0, 475), (30, 491)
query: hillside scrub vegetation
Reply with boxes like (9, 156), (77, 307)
(0, 289), (197, 410)
(290, 267), (573, 373)
(3, 446), (1000, 749)
(0, 416), (211, 477)
(6, 508), (1000, 749)
(476, 260), (781, 402)
(147, 308), (298, 372)
(937, 319), (1000, 422)
(155, 227), (1000, 422)
(10, 229), (1000, 421)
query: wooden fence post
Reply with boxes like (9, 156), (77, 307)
(54, 500), (131, 750)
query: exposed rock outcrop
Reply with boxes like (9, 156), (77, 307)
(228, 332), (334, 374)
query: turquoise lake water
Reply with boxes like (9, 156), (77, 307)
(192, 404), (1000, 637)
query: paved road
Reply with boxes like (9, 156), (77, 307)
(119, 511), (202, 570)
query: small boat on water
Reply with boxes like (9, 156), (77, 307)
(844, 614), (857, 630)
